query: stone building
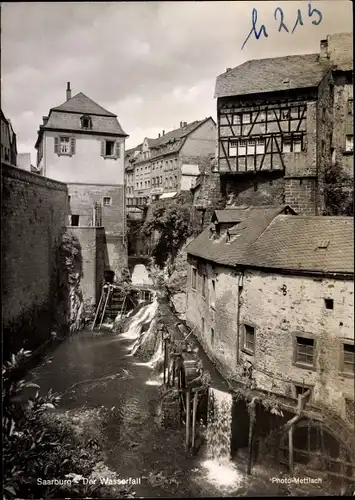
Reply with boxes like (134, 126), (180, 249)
(125, 118), (216, 205)
(210, 32), (353, 216)
(185, 206), (354, 462)
(1, 109), (17, 167)
(35, 83), (128, 307)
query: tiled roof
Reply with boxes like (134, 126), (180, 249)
(149, 118), (213, 157)
(187, 210), (354, 275)
(42, 111), (127, 136)
(52, 92), (117, 117)
(215, 54), (330, 98)
(243, 216), (354, 274)
(186, 205), (291, 266)
(212, 207), (249, 224)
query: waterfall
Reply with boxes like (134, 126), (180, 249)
(201, 388), (244, 490)
(206, 388), (233, 460)
(147, 335), (163, 369)
(121, 300), (158, 341)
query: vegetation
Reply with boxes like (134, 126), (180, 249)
(3, 349), (134, 499)
(323, 162), (353, 216)
(141, 199), (194, 267)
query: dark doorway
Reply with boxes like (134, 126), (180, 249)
(104, 270), (115, 283)
(71, 214), (79, 226)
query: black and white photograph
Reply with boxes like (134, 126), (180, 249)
(1, 1), (354, 498)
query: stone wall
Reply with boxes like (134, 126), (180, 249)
(1, 163), (68, 357)
(186, 255), (354, 426)
(67, 227), (106, 308)
(68, 183), (127, 277)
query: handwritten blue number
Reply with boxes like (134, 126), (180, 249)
(274, 7), (289, 33)
(308, 0), (323, 25)
(241, 8), (268, 50)
(291, 9), (304, 33)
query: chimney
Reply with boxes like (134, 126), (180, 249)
(226, 68), (232, 72)
(158, 133), (161, 138)
(66, 82), (71, 101)
(42, 116), (49, 125)
(162, 130), (165, 136)
(183, 121), (187, 127)
(320, 39), (328, 59)
(180, 121), (183, 128)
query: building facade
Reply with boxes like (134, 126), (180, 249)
(186, 207), (354, 461)
(1, 109), (17, 167)
(35, 83), (128, 306)
(212, 32), (353, 216)
(125, 118), (216, 205)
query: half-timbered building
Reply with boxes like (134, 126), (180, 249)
(213, 32), (353, 216)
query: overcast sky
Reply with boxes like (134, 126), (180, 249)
(1, 1), (353, 163)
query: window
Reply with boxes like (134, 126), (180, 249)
(211, 328), (215, 347)
(202, 317), (205, 334)
(348, 98), (353, 115)
(242, 113), (251, 124)
(293, 138), (302, 153)
(282, 138), (292, 153)
(210, 279), (216, 309)
(81, 115), (92, 129)
(243, 325), (255, 354)
(233, 114), (241, 125)
(60, 137), (70, 154)
(105, 141), (115, 156)
(256, 138), (265, 154)
(282, 109), (290, 119)
(103, 196), (112, 206)
(324, 298), (333, 310)
(202, 274), (207, 298)
(343, 344), (354, 375)
(238, 139), (247, 156)
(71, 215), (79, 226)
(295, 336), (315, 366)
(247, 139), (255, 155)
(293, 384), (313, 402)
(345, 135), (353, 153)
(229, 141), (237, 157)
(191, 267), (197, 290)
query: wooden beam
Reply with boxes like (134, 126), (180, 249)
(192, 391), (198, 452)
(186, 389), (191, 449)
(289, 425), (294, 475)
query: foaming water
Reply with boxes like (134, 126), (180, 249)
(121, 300), (158, 341)
(147, 336), (163, 369)
(201, 457), (244, 489)
(206, 388), (233, 460)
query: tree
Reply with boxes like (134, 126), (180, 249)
(141, 200), (192, 267)
(323, 162), (353, 216)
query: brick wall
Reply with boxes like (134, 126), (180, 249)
(68, 183), (127, 277)
(284, 177), (317, 215)
(67, 227), (106, 307)
(186, 255), (354, 426)
(1, 163), (68, 356)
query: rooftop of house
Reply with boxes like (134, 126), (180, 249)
(186, 207), (354, 275)
(214, 53), (330, 99)
(35, 91), (127, 148)
(128, 117), (215, 162)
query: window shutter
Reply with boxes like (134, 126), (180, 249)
(54, 136), (59, 154)
(101, 141), (105, 157)
(115, 141), (121, 158)
(70, 137), (76, 155)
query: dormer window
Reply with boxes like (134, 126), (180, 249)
(81, 115), (92, 129)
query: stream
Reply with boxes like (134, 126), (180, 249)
(29, 300), (293, 497)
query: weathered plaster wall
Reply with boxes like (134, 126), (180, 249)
(186, 256), (354, 426)
(40, 130), (125, 184)
(68, 183), (127, 277)
(1, 163), (68, 356)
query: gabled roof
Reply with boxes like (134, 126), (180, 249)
(212, 207), (249, 224)
(187, 209), (354, 275)
(243, 215), (354, 274)
(187, 205), (292, 266)
(215, 53), (330, 98)
(52, 92), (117, 117)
